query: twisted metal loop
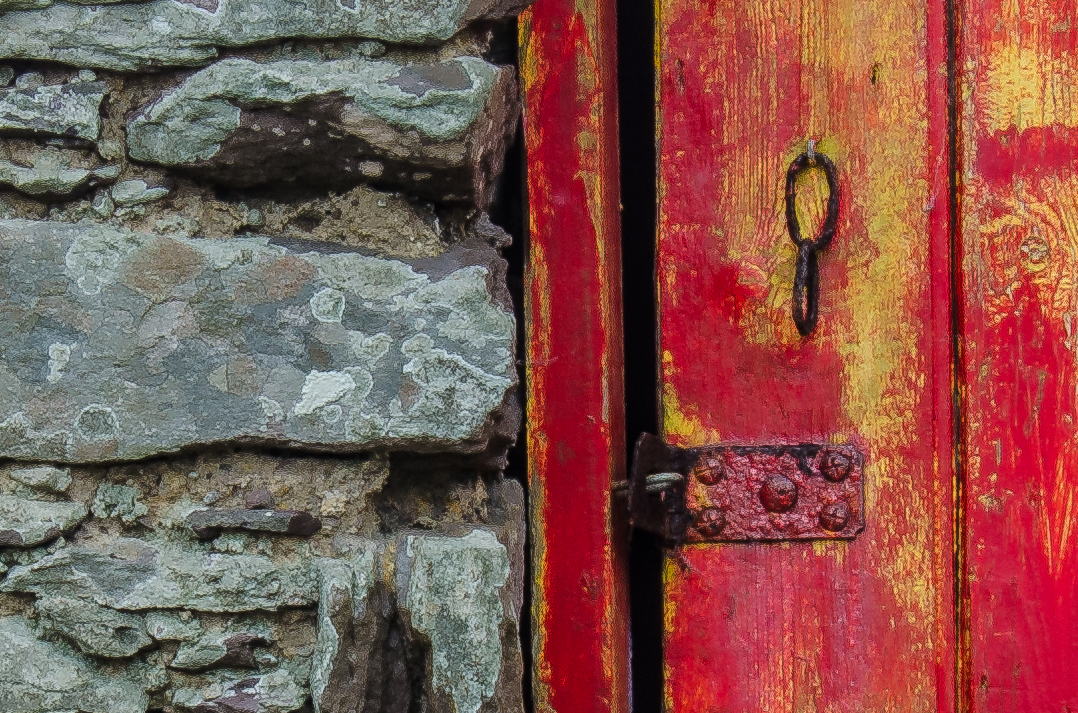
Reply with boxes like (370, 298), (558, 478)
(785, 151), (839, 336)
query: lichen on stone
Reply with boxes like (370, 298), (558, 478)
(0, 494), (87, 546)
(110, 179), (170, 206)
(399, 529), (510, 713)
(2, 536), (323, 611)
(34, 595), (152, 658)
(0, 0), (533, 71)
(0, 77), (106, 140)
(92, 484), (149, 523)
(0, 148), (117, 199)
(8, 464), (72, 493)
(0, 219), (516, 462)
(124, 55), (516, 203)
(0, 615), (149, 713)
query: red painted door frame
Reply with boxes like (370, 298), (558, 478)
(520, 0), (629, 710)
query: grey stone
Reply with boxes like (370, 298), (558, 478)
(0, 0), (534, 71)
(310, 547), (379, 712)
(0, 494), (87, 546)
(210, 531), (251, 552)
(2, 537), (321, 611)
(0, 615), (148, 713)
(8, 464), (71, 493)
(146, 609), (202, 641)
(14, 72), (43, 90)
(187, 508), (322, 540)
(245, 486), (276, 509)
(127, 56), (518, 205)
(0, 67), (12, 87)
(92, 164), (121, 180)
(397, 529), (512, 713)
(0, 220), (516, 463)
(34, 595), (152, 658)
(111, 179), (170, 206)
(0, 477), (527, 712)
(91, 188), (114, 216)
(0, 149), (118, 199)
(0, 79), (106, 140)
(173, 665), (310, 713)
(171, 628), (269, 670)
(92, 483), (149, 523)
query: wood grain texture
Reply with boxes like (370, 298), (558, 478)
(656, 0), (955, 709)
(959, 1), (1078, 708)
(519, 0), (629, 710)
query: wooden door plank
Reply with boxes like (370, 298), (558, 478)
(519, 0), (629, 710)
(656, 0), (955, 709)
(959, 1), (1078, 708)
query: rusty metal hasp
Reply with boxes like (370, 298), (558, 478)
(619, 433), (865, 545)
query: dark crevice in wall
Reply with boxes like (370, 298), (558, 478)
(489, 16), (533, 710)
(495, 118), (533, 712)
(618, 0), (662, 709)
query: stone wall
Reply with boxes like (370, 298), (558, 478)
(0, 0), (530, 710)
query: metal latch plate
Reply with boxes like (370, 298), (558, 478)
(627, 434), (865, 544)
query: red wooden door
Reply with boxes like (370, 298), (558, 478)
(521, 0), (1078, 708)
(653, 0), (1078, 710)
(656, 0), (956, 709)
(959, 0), (1078, 708)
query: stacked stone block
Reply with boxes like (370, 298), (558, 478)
(0, 0), (530, 710)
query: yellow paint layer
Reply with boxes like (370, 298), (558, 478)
(980, 45), (1078, 133)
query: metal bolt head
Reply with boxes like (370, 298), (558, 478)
(760, 474), (798, 513)
(695, 507), (726, 537)
(695, 456), (725, 485)
(822, 452), (852, 482)
(818, 502), (850, 531)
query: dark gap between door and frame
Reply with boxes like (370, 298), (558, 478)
(618, 0), (663, 709)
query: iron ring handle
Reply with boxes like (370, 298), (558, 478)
(785, 150), (840, 336)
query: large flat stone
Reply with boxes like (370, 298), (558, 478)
(127, 56), (518, 206)
(8, 464), (72, 493)
(0, 615), (148, 713)
(0, 220), (516, 463)
(0, 494), (87, 546)
(2, 537), (321, 611)
(34, 595), (152, 658)
(0, 0), (534, 71)
(0, 78), (106, 140)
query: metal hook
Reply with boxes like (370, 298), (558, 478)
(785, 150), (839, 336)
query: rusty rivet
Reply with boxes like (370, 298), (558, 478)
(760, 474), (798, 513)
(819, 502), (850, 531)
(696, 456), (725, 485)
(822, 452), (852, 482)
(695, 507), (726, 537)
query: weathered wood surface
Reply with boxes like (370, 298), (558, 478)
(520, 0), (629, 709)
(960, 1), (1078, 708)
(655, 0), (955, 709)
